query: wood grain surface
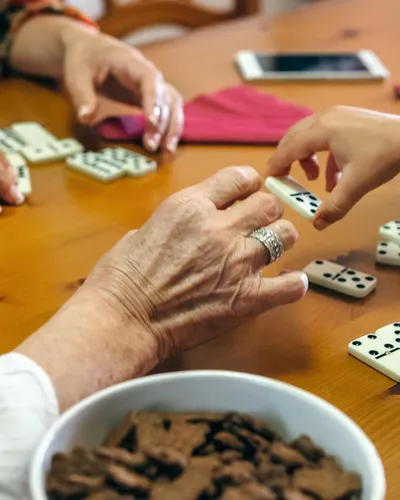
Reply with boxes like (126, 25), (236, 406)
(0, 0), (399, 496)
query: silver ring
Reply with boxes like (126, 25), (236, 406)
(248, 227), (284, 264)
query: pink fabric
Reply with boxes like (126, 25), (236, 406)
(96, 85), (313, 145)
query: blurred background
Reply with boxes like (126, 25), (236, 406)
(67, 0), (310, 45)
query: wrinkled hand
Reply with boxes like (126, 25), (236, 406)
(87, 166), (308, 360)
(266, 106), (400, 230)
(0, 152), (24, 212)
(62, 29), (184, 153)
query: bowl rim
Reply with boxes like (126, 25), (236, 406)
(30, 369), (386, 500)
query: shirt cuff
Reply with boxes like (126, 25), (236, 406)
(0, 352), (60, 500)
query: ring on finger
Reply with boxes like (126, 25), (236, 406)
(248, 227), (284, 264)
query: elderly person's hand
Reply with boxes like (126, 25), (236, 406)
(17, 167), (307, 410)
(10, 16), (183, 153)
(0, 151), (24, 211)
(266, 106), (400, 230)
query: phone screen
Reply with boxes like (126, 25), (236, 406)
(255, 54), (369, 73)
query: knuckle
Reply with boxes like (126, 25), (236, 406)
(319, 105), (349, 131)
(248, 192), (283, 223)
(273, 219), (299, 248)
(224, 166), (260, 195)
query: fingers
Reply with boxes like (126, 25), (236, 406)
(224, 191), (283, 234)
(142, 81), (184, 154)
(121, 56), (183, 153)
(325, 153), (341, 193)
(65, 66), (98, 124)
(163, 89), (184, 153)
(266, 115), (329, 178)
(299, 155), (319, 181)
(198, 166), (261, 209)
(0, 156), (23, 206)
(245, 219), (299, 271)
(314, 170), (364, 230)
(251, 271), (308, 316)
(141, 70), (166, 152)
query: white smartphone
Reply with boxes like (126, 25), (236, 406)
(235, 50), (390, 81)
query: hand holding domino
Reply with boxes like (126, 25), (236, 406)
(265, 175), (322, 221)
(266, 107), (400, 230)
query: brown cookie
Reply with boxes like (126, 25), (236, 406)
(293, 465), (362, 499)
(291, 436), (325, 463)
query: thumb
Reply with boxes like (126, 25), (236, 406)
(0, 163), (24, 205)
(65, 67), (98, 124)
(314, 168), (364, 230)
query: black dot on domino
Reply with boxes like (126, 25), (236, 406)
(367, 334), (377, 339)
(356, 284), (365, 289)
(379, 251), (387, 255)
(347, 270), (356, 275)
(385, 343), (394, 349)
(352, 277), (361, 282)
(380, 242), (388, 247)
(352, 341), (362, 346)
(309, 195), (317, 201)
(338, 278), (346, 282)
(315, 260), (324, 265)
(323, 273), (332, 278)
(394, 323), (400, 327)
(384, 225), (390, 229)
(295, 197), (304, 203)
(369, 350), (379, 356)
(365, 277), (375, 281)
(310, 202), (318, 207)
(396, 338), (400, 343)
(310, 209), (316, 214)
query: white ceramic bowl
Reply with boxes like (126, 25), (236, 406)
(30, 370), (385, 500)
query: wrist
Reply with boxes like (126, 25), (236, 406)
(10, 15), (98, 78)
(16, 282), (159, 411)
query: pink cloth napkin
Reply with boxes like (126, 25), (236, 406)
(96, 85), (312, 145)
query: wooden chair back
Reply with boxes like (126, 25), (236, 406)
(99, 0), (260, 38)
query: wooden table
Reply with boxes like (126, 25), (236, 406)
(1, 0), (399, 495)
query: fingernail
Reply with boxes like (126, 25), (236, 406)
(299, 271), (309, 290)
(166, 136), (178, 153)
(149, 106), (161, 126)
(78, 104), (93, 123)
(9, 185), (25, 205)
(145, 133), (161, 152)
(314, 217), (330, 231)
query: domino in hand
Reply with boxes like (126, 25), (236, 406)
(5, 152), (26, 170)
(67, 152), (125, 183)
(5, 153), (31, 196)
(348, 322), (400, 382)
(376, 241), (400, 267)
(265, 175), (322, 221)
(15, 165), (32, 196)
(379, 220), (400, 245)
(100, 148), (157, 177)
(303, 259), (377, 298)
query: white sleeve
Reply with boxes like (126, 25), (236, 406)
(0, 353), (59, 500)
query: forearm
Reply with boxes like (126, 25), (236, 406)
(15, 283), (159, 411)
(9, 15), (97, 78)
